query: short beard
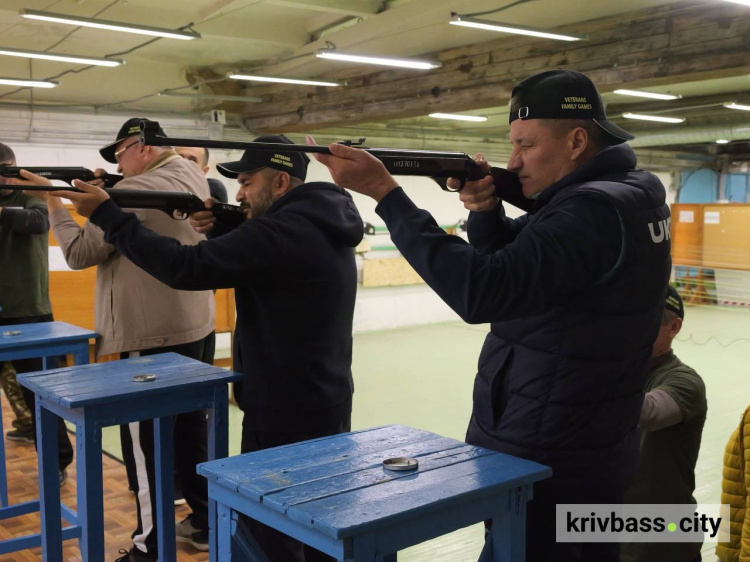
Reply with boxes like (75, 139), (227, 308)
(244, 183), (275, 219)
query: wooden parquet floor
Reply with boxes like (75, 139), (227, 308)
(0, 395), (209, 561)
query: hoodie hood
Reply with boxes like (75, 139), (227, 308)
(266, 181), (364, 247)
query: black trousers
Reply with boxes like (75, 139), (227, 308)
(240, 416), (352, 562)
(120, 334), (214, 559)
(0, 315), (74, 469)
(518, 478), (624, 562)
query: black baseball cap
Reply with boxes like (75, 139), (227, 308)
(99, 118), (166, 164)
(665, 285), (684, 319)
(509, 69), (634, 143)
(217, 134), (309, 182)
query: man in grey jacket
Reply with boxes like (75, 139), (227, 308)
(15, 118), (216, 561)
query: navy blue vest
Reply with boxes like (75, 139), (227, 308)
(466, 145), (672, 489)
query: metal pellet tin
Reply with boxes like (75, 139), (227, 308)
(383, 457), (419, 471)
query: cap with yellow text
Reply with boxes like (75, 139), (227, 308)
(216, 134), (309, 182)
(99, 117), (166, 164)
(665, 285), (684, 319)
(509, 69), (634, 144)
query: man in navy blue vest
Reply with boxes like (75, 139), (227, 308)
(311, 69), (672, 562)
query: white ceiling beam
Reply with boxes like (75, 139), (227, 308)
(264, 0), (384, 18)
(198, 19), (310, 49)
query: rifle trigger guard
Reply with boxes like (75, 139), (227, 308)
(444, 178), (465, 192)
(172, 210), (189, 220)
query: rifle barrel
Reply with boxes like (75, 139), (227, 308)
(140, 125), (470, 160)
(147, 134), (471, 159)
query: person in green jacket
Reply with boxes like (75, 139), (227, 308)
(0, 141), (73, 485)
(622, 285), (707, 562)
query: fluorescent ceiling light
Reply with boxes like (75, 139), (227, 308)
(716, 139), (730, 144)
(723, 0), (750, 5)
(21, 10), (200, 40)
(449, 14), (585, 42)
(613, 89), (681, 100)
(0, 77), (58, 88)
(229, 74), (342, 87)
(0, 47), (122, 67)
(622, 112), (685, 123)
(429, 113), (488, 122)
(724, 102), (750, 111)
(159, 92), (262, 103)
(316, 51), (441, 70)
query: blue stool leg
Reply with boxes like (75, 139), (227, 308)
(0, 396), (8, 507)
(155, 416), (176, 562)
(483, 486), (528, 562)
(207, 384), (229, 562)
(218, 502), (232, 561)
(76, 419), (104, 561)
(72, 343), (89, 366)
(37, 400), (62, 562)
(42, 355), (54, 370)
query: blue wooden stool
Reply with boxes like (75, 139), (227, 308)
(198, 424), (552, 562)
(0, 321), (96, 554)
(17, 351), (242, 562)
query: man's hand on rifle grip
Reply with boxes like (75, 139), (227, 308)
(90, 168), (109, 188)
(455, 154), (499, 213)
(189, 198), (217, 235)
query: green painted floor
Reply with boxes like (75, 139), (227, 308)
(96, 304), (746, 561)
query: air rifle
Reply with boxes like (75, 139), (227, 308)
(138, 120), (534, 212)
(0, 165), (123, 188)
(3, 186), (246, 227)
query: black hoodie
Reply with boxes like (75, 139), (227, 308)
(91, 181), (363, 431)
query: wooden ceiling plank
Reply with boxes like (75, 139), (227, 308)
(238, 30), (678, 110)
(239, 2), (750, 132)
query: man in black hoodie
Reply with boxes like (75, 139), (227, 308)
(311, 70), (672, 562)
(58, 135), (363, 562)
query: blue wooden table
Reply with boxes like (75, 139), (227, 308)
(198, 424), (552, 562)
(0, 321), (96, 554)
(17, 352), (242, 562)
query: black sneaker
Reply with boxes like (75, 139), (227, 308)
(114, 547), (157, 562)
(114, 549), (134, 562)
(6, 428), (34, 444)
(176, 514), (209, 551)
